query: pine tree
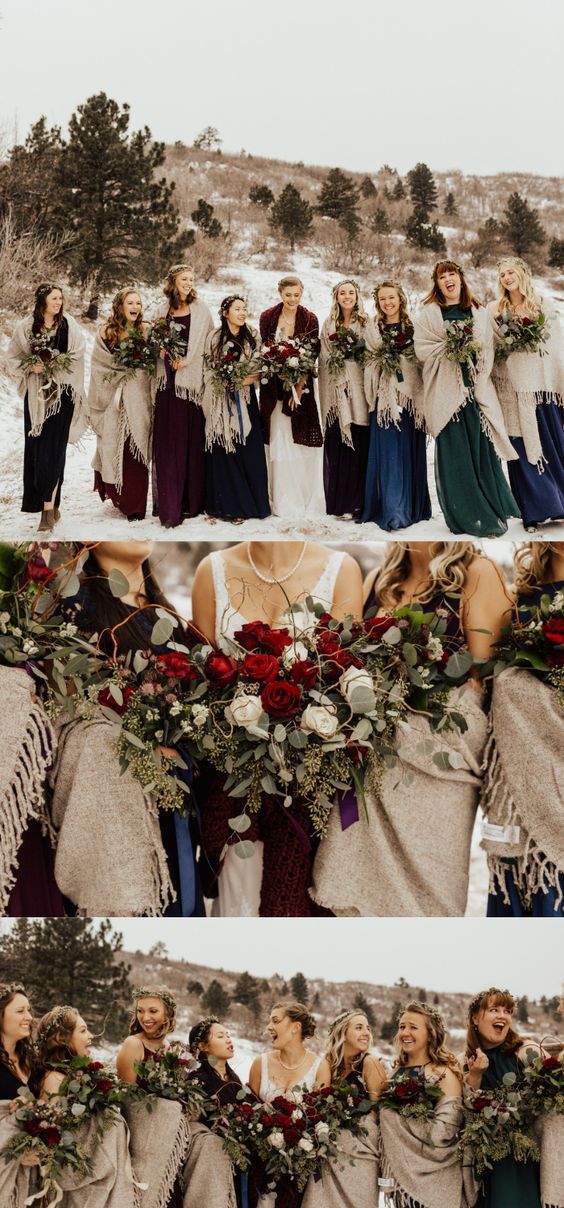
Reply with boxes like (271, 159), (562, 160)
(193, 126), (222, 152)
(269, 184), (313, 251)
(360, 175), (377, 199)
(0, 117), (64, 230)
(233, 971), (261, 1009)
(471, 217), (505, 267)
(516, 996), (529, 1024)
(370, 208), (390, 234)
(317, 168), (360, 234)
(548, 237), (564, 268)
(290, 973), (309, 1005)
(391, 177), (406, 201)
(405, 209), (446, 252)
(433, 993), (440, 1006)
(407, 163), (438, 219)
(380, 1002), (401, 1041)
(202, 979), (231, 1016)
(191, 198), (223, 239)
(187, 980), (204, 997)
(249, 185), (274, 208)
(444, 192), (458, 217)
(503, 192), (546, 256)
(352, 992), (376, 1028)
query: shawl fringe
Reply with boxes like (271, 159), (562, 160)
(377, 393), (424, 431)
(378, 1151), (420, 1207)
(151, 1114), (191, 1208)
(0, 702), (55, 916)
(142, 789), (177, 918)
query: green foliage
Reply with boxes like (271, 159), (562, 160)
(317, 168), (360, 236)
(360, 175), (377, 199)
(370, 207), (390, 234)
(193, 126), (222, 152)
(249, 184), (274, 208)
(405, 208), (446, 251)
(202, 978), (231, 1016)
(187, 980), (204, 997)
(233, 971), (262, 1008)
(444, 191), (458, 217)
(407, 162), (438, 218)
(503, 192), (546, 257)
(290, 972), (309, 1005)
(391, 176), (406, 201)
(548, 237), (564, 269)
(191, 198), (223, 239)
(0, 118), (64, 232)
(471, 217), (505, 267)
(269, 183), (313, 251)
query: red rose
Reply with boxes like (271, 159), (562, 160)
(395, 1084), (409, 1098)
(544, 618), (564, 645)
(37, 349), (52, 363)
(235, 621), (292, 656)
(23, 1120), (41, 1136)
(93, 1078), (114, 1093)
(364, 615), (395, 637)
(205, 651), (239, 687)
(316, 630), (341, 656)
(290, 658), (318, 689)
(521, 316), (531, 326)
(284, 1127), (301, 1144)
(156, 652), (198, 681)
(260, 1112), (272, 1126)
(261, 679), (301, 717)
(323, 649), (362, 682)
(240, 653), (280, 684)
(546, 649), (564, 667)
(542, 1057), (561, 1070)
(98, 685), (134, 715)
(25, 558), (55, 583)
(87, 1061), (104, 1070)
(239, 1103), (254, 1117)
(472, 1097), (491, 1111)
(272, 1113), (292, 1128)
(43, 1127), (62, 1146)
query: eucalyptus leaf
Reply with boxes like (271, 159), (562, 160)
(445, 649), (473, 679)
(151, 617), (175, 647)
(234, 840), (256, 860)
(108, 568), (130, 599)
(228, 815), (252, 834)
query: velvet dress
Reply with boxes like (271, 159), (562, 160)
(22, 318), (74, 514)
(507, 401), (564, 527)
(152, 314), (206, 527)
(435, 305), (520, 536)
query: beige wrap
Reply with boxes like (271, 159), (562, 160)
(58, 1111), (138, 1207)
(152, 301), (214, 401)
(318, 316), (369, 445)
(125, 1100), (236, 1208)
(302, 1113), (380, 1207)
(364, 319), (425, 430)
(0, 1100), (32, 1208)
(200, 326), (256, 452)
(413, 303), (518, 461)
(88, 334), (153, 491)
(488, 300), (564, 469)
(6, 314), (87, 442)
(311, 685), (488, 917)
(379, 1097), (475, 1208)
(534, 1113), (564, 1208)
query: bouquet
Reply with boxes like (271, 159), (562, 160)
(133, 1046), (206, 1120)
(378, 1069), (444, 1121)
(53, 1056), (133, 1119)
(519, 1048), (564, 1120)
(326, 327), (367, 377)
(367, 325), (415, 380)
(494, 312), (549, 362)
(441, 319), (482, 369)
(259, 337), (318, 394)
(204, 341), (260, 395)
(459, 1077), (539, 1178)
(148, 317), (188, 364)
(19, 330), (75, 401)
(485, 589), (564, 707)
(104, 325), (156, 382)
(223, 1090), (335, 1192)
(1, 1088), (93, 1206)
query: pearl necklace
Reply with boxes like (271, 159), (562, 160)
(276, 1050), (308, 1072)
(247, 542), (307, 585)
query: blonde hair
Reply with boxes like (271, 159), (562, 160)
(129, 986), (177, 1040)
(496, 256), (542, 319)
(374, 542), (479, 610)
(395, 1002), (460, 1075)
(513, 542), (555, 596)
(104, 288), (144, 349)
(330, 280), (368, 327)
(278, 275), (303, 293)
(373, 280), (412, 335)
(163, 264), (197, 310)
(325, 1010), (371, 1081)
(270, 1000), (316, 1039)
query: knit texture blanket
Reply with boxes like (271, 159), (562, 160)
(88, 334), (153, 491)
(301, 1113), (380, 1207)
(259, 303), (323, 447)
(0, 667), (56, 916)
(125, 1102), (236, 1208)
(413, 303), (518, 461)
(7, 314), (86, 441)
(49, 716), (174, 916)
(152, 301), (214, 400)
(311, 684), (488, 917)
(533, 1113), (564, 1208)
(480, 668), (564, 910)
(488, 301), (564, 468)
(364, 319), (426, 430)
(58, 1111), (138, 1207)
(0, 1101), (32, 1208)
(379, 1097), (473, 1208)
(201, 327), (255, 452)
(318, 316), (369, 444)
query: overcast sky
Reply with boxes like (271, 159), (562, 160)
(1, 0), (563, 177)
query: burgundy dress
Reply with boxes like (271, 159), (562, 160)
(259, 304), (322, 448)
(152, 313), (206, 527)
(6, 821), (65, 917)
(94, 441), (149, 520)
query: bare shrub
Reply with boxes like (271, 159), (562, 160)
(0, 212), (69, 314)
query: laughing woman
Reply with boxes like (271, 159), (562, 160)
(7, 283), (86, 531)
(414, 261), (519, 537)
(203, 295), (270, 521)
(360, 280), (430, 530)
(152, 264), (214, 527)
(481, 541), (564, 917)
(488, 257), (564, 529)
(189, 1018), (248, 1208)
(0, 984), (35, 1207)
(318, 280), (370, 518)
(89, 288), (153, 522)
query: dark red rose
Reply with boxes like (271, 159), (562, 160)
(472, 1096), (491, 1111)
(521, 316), (531, 326)
(25, 558), (54, 584)
(364, 615), (396, 637)
(43, 1127), (62, 1146)
(93, 1078), (113, 1093)
(23, 1120), (41, 1136)
(284, 1127), (301, 1144)
(205, 651), (239, 687)
(235, 621), (292, 656)
(97, 685), (134, 715)
(544, 618), (564, 645)
(272, 1096), (293, 1111)
(87, 1061), (104, 1071)
(546, 649), (564, 667)
(320, 1087), (333, 1097)
(290, 658), (318, 689)
(240, 653), (280, 684)
(261, 679), (301, 717)
(37, 348), (52, 363)
(323, 649), (362, 682)
(260, 1112), (272, 1126)
(239, 1103), (254, 1117)
(156, 652), (198, 681)
(272, 1113), (293, 1128)
(542, 1057), (561, 1070)
(316, 630), (341, 656)
(345, 742), (365, 766)
(395, 1083), (409, 1098)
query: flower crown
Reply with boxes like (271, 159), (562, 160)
(189, 1016), (219, 1055)
(397, 1001), (444, 1026)
(220, 295), (246, 319)
(467, 988), (514, 1023)
(327, 1008), (369, 1036)
(0, 983), (27, 1000)
(372, 280), (405, 302)
(133, 986), (177, 1013)
(40, 1005), (75, 1040)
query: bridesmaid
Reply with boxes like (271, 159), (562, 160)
(488, 256), (564, 529)
(7, 283), (85, 531)
(189, 1017), (248, 1208)
(465, 988), (541, 1207)
(318, 279), (369, 518)
(89, 287), (153, 521)
(414, 260), (519, 536)
(152, 264), (213, 527)
(203, 295), (270, 521)
(0, 984), (35, 1206)
(360, 280), (430, 530)
(302, 1009), (384, 1207)
(259, 275), (325, 518)
(483, 540), (564, 917)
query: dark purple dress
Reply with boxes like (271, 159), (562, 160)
(22, 318), (74, 513)
(323, 418), (369, 518)
(152, 314), (206, 527)
(6, 820), (65, 917)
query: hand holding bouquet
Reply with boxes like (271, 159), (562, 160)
(326, 327), (367, 377)
(494, 312), (549, 362)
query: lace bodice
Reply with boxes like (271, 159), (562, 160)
(258, 1052), (323, 1102)
(210, 549), (345, 653)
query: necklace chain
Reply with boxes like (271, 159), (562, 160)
(247, 542), (307, 585)
(276, 1050), (308, 1072)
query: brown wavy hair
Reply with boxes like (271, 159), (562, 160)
(271, 1000), (316, 1040)
(163, 264), (197, 310)
(29, 1005), (79, 1094)
(103, 288), (144, 350)
(329, 280), (368, 328)
(0, 984), (34, 1079)
(394, 1001), (461, 1075)
(465, 989), (525, 1060)
(32, 283), (65, 335)
(423, 260), (481, 309)
(129, 986), (177, 1040)
(372, 541), (479, 610)
(513, 542), (556, 597)
(373, 280), (413, 338)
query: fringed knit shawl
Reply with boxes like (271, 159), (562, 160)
(0, 1101), (31, 1207)
(0, 666), (56, 917)
(364, 319), (425, 430)
(318, 316), (369, 445)
(480, 667), (564, 911)
(379, 1097), (473, 1208)
(201, 326), (256, 452)
(488, 300), (564, 468)
(7, 314), (87, 441)
(88, 333), (153, 491)
(58, 1111), (138, 1207)
(49, 716), (174, 916)
(259, 303), (323, 447)
(125, 1102), (237, 1208)
(534, 1114), (564, 1208)
(413, 303), (518, 462)
(301, 1113), (380, 1207)
(152, 300), (214, 401)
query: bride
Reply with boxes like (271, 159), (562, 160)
(191, 541), (363, 917)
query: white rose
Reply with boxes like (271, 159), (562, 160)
(169, 701), (182, 717)
(192, 704), (209, 727)
(298, 1136), (314, 1152)
(300, 703), (339, 739)
(287, 356), (300, 368)
(315, 1121), (330, 1137)
(0, 612), (10, 633)
(229, 694), (263, 728)
(283, 640), (310, 666)
(426, 635), (444, 660)
(339, 665), (373, 703)
(268, 1130), (285, 1150)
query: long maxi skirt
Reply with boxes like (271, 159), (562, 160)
(360, 408), (431, 529)
(22, 390), (74, 512)
(94, 436), (149, 520)
(205, 395), (270, 520)
(152, 367), (206, 527)
(435, 396), (520, 536)
(507, 398), (564, 526)
(323, 418), (369, 518)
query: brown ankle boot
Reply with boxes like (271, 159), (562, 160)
(37, 509), (55, 532)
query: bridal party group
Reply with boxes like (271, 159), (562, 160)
(2, 536), (562, 922)
(0, 981), (559, 1208)
(7, 256), (564, 537)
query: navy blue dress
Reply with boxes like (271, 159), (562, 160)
(206, 384), (270, 521)
(507, 398), (564, 526)
(360, 324), (431, 530)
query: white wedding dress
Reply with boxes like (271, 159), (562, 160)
(268, 327), (326, 519)
(257, 1052), (323, 1208)
(208, 548), (345, 918)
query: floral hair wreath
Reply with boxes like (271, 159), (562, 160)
(396, 1001), (444, 1026)
(40, 1005), (75, 1040)
(0, 983), (27, 1000)
(189, 1016), (219, 1056)
(133, 986), (177, 1013)
(467, 987), (514, 1024)
(326, 1008), (369, 1036)
(219, 295), (247, 320)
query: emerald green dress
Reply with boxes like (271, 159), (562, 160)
(435, 305), (519, 536)
(480, 1048), (540, 1208)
